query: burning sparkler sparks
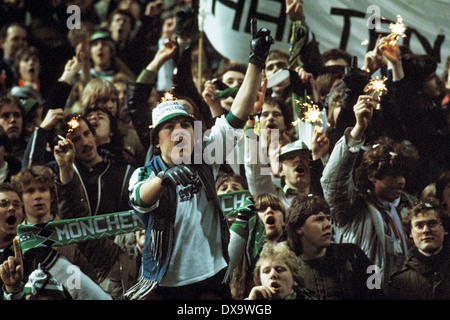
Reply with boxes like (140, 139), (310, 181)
(388, 14), (407, 46)
(160, 91), (176, 103)
(295, 98), (323, 124)
(365, 76), (388, 110)
(66, 116), (80, 140)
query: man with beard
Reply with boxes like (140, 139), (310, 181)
(0, 183), (24, 298)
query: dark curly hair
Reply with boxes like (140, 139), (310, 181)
(356, 136), (420, 192)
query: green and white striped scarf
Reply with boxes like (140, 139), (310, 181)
(17, 211), (145, 254)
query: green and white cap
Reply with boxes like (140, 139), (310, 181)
(279, 140), (310, 160)
(151, 100), (195, 145)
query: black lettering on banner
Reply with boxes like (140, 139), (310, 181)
(211, 0), (288, 41)
(331, 7), (445, 64)
(330, 8), (366, 51)
(212, 0), (246, 31)
(403, 29), (445, 63)
(367, 17), (445, 63)
(244, 0), (287, 41)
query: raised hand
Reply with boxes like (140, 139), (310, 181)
(54, 136), (76, 184)
(39, 108), (66, 131)
(0, 237), (24, 293)
(286, 0), (304, 21)
(311, 126), (329, 160)
(252, 77), (268, 115)
(147, 39), (178, 72)
(202, 80), (223, 117)
(249, 18), (274, 69)
(350, 95), (374, 141)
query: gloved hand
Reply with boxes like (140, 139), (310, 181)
(175, 7), (198, 41)
(157, 165), (196, 187)
(233, 197), (256, 222)
(249, 18), (274, 69)
(342, 56), (370, 92)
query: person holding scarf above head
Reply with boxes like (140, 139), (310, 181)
(125, 20), (273, 300)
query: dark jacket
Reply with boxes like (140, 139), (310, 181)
(23, 126), (134, 216)
(299, 243), (384, 300)
(55, 172), (139, 299)
(388, 245), (450, 300)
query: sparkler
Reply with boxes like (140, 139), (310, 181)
(160, 91), (176, 102)
(295, 97), (323, 125)
(365, 76), (388, 110)
(66, 117), (80, 140)
(387, 14), (407, 46)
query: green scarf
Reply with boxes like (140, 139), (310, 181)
(17, 211), (144, 254)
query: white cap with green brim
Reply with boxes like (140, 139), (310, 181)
(150, 100), (195, 145)
(279, 140), (311, 161)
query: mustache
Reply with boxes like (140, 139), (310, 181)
(81, 145), (94, 153)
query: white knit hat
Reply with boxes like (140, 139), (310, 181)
(150, 100), (194, 145)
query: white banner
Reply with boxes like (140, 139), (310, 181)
(200, 0), (449, 75)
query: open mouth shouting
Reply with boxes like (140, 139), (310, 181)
(6, 215), (17, 226)
(265, 215), (276, 227)
(269, 281), (281, 292)
(294, 166), (306, 175)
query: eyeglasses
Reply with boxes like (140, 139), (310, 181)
(0, 199), (23, 209)
(412, 219), (442, 232)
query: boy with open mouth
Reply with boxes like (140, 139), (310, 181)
(126, 21), (273, 300)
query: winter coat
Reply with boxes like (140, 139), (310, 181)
(321, 128), (415, 291)
(388, 246), (450, 300)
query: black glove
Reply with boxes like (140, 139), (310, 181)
(157, 165), (196, 187)
(175, 7), (198, 41)
(235, 197), (256, 222)
(342, 56), (370, 92)
(249, 18), (274, 69)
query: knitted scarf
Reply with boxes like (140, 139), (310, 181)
(123, 156), (175, 300)
(17, 211), (144, 255)
(124, 156), (229, 300)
